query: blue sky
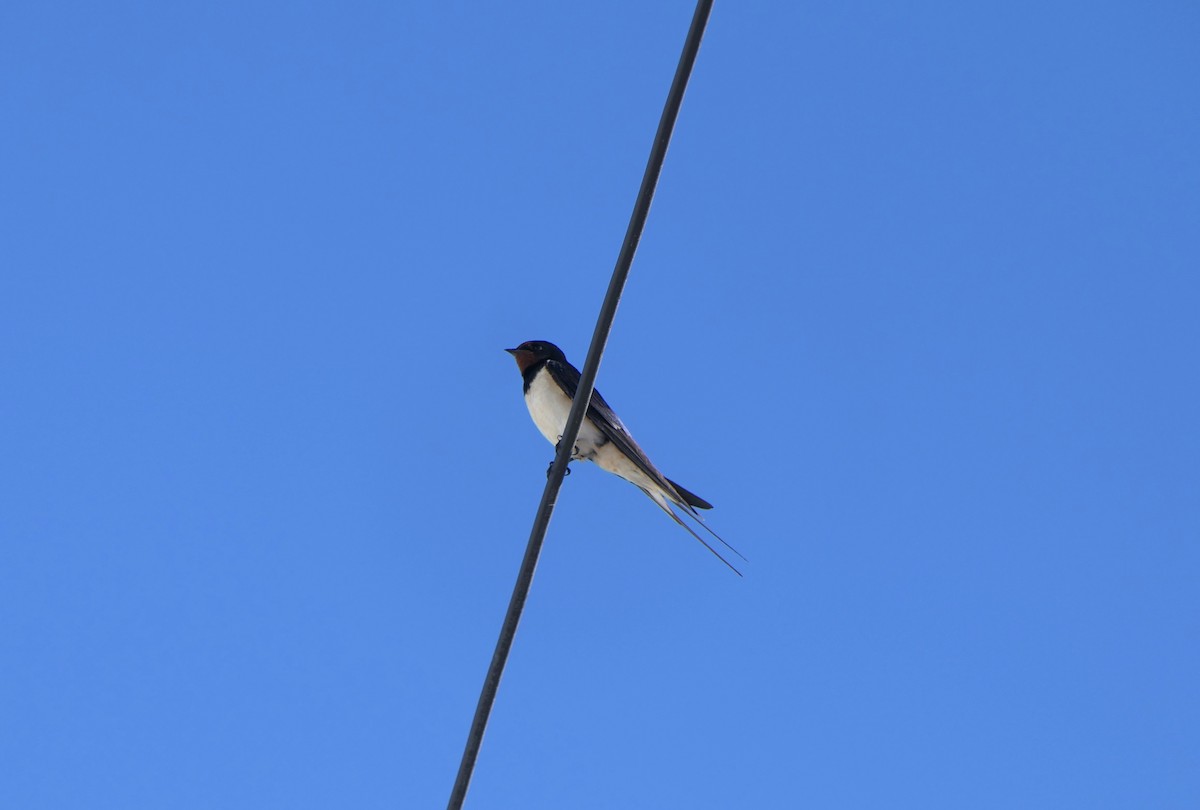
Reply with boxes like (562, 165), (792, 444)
(2, 2), (1197, 807)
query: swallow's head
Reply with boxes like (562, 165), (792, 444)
(505, 340), (566, 374)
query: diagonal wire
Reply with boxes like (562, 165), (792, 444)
(446, 2), (715, 807)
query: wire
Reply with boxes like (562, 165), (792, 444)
(446, 2), (715, 807)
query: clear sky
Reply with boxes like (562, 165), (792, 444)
(2, 2), (1197, 808)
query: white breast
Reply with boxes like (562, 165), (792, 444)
(524, 370), (606, 456)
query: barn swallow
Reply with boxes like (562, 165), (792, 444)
(506, 340), (744, 575)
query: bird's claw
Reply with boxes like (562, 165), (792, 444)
(546, 436), (575, 478)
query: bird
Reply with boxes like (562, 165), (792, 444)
(506, 340), (744, 575)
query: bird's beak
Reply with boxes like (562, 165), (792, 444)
(505, 348), (519, 355)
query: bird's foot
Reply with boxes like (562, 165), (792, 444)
(545, 460), (572, 479)
(547, 437), (578, 478)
